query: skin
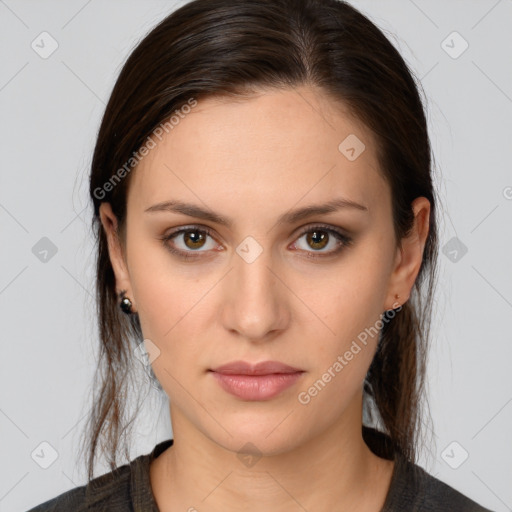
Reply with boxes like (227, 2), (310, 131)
(100, 85), (430, 512)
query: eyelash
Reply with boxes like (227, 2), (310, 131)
(160, 224), (353, 261)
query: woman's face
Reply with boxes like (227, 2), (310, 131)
(101, 85), (428, 456)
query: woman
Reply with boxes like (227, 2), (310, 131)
(28, 0), (494, 510)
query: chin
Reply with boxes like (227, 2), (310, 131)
(210, 425), (301, 459)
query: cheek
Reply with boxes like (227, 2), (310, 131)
(317, 263), (389, 349)
(134, 270), (206, 350)
(133, 270), (206, 400)
(300, 250), (392, 397)
(294, 283), (385, 417)
(128, 248), (219, 389)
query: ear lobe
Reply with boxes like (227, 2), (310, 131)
(386, 197), (431, 308)
(99, 202), (132, 296)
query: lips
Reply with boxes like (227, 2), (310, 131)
(210, 360), (303, 376)
(209, 360), (305, 400)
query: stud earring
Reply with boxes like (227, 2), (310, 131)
(119, 290), (133, 314)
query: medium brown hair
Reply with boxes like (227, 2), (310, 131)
(82, 0), (439, 481)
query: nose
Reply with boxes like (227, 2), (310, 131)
(220, 238), (290, 342)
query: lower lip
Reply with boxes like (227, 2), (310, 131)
(210, 371), (304, 401)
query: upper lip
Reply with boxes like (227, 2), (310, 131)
(210, 360), (303, 375)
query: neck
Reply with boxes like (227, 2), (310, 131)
(150, 398), (395, 511)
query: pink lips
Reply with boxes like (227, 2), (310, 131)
(209, 360), (305, 401)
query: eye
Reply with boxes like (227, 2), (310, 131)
(161, 226), (220, 260)
(291, 224), (353, 258)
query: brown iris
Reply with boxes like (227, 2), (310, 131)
(183, 230), (207, 250)
(306, 230), (329, 250)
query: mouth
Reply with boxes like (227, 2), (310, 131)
(208, 360), (305, 400)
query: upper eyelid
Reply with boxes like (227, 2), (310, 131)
(165, 222), (347, 236)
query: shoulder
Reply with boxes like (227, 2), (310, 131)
(362, 426), (494, 512)
(26, 439), (174, 512)
(385, 453), (495, 511)
(26, 463), (132, 512)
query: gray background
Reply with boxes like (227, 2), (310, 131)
(1, 1), (511, 511)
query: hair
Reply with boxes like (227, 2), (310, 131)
(82, 0), (439, 482)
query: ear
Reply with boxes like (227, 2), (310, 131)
(385, 196), (431, 310)
(99, 202), (134, 305)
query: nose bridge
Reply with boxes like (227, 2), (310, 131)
(234, 234), (276, 303)
(223, 234), (287, 339)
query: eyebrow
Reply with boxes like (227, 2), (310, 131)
(144, 197), (368, 228)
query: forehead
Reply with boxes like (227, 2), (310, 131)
(128, 86), (388, 219)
